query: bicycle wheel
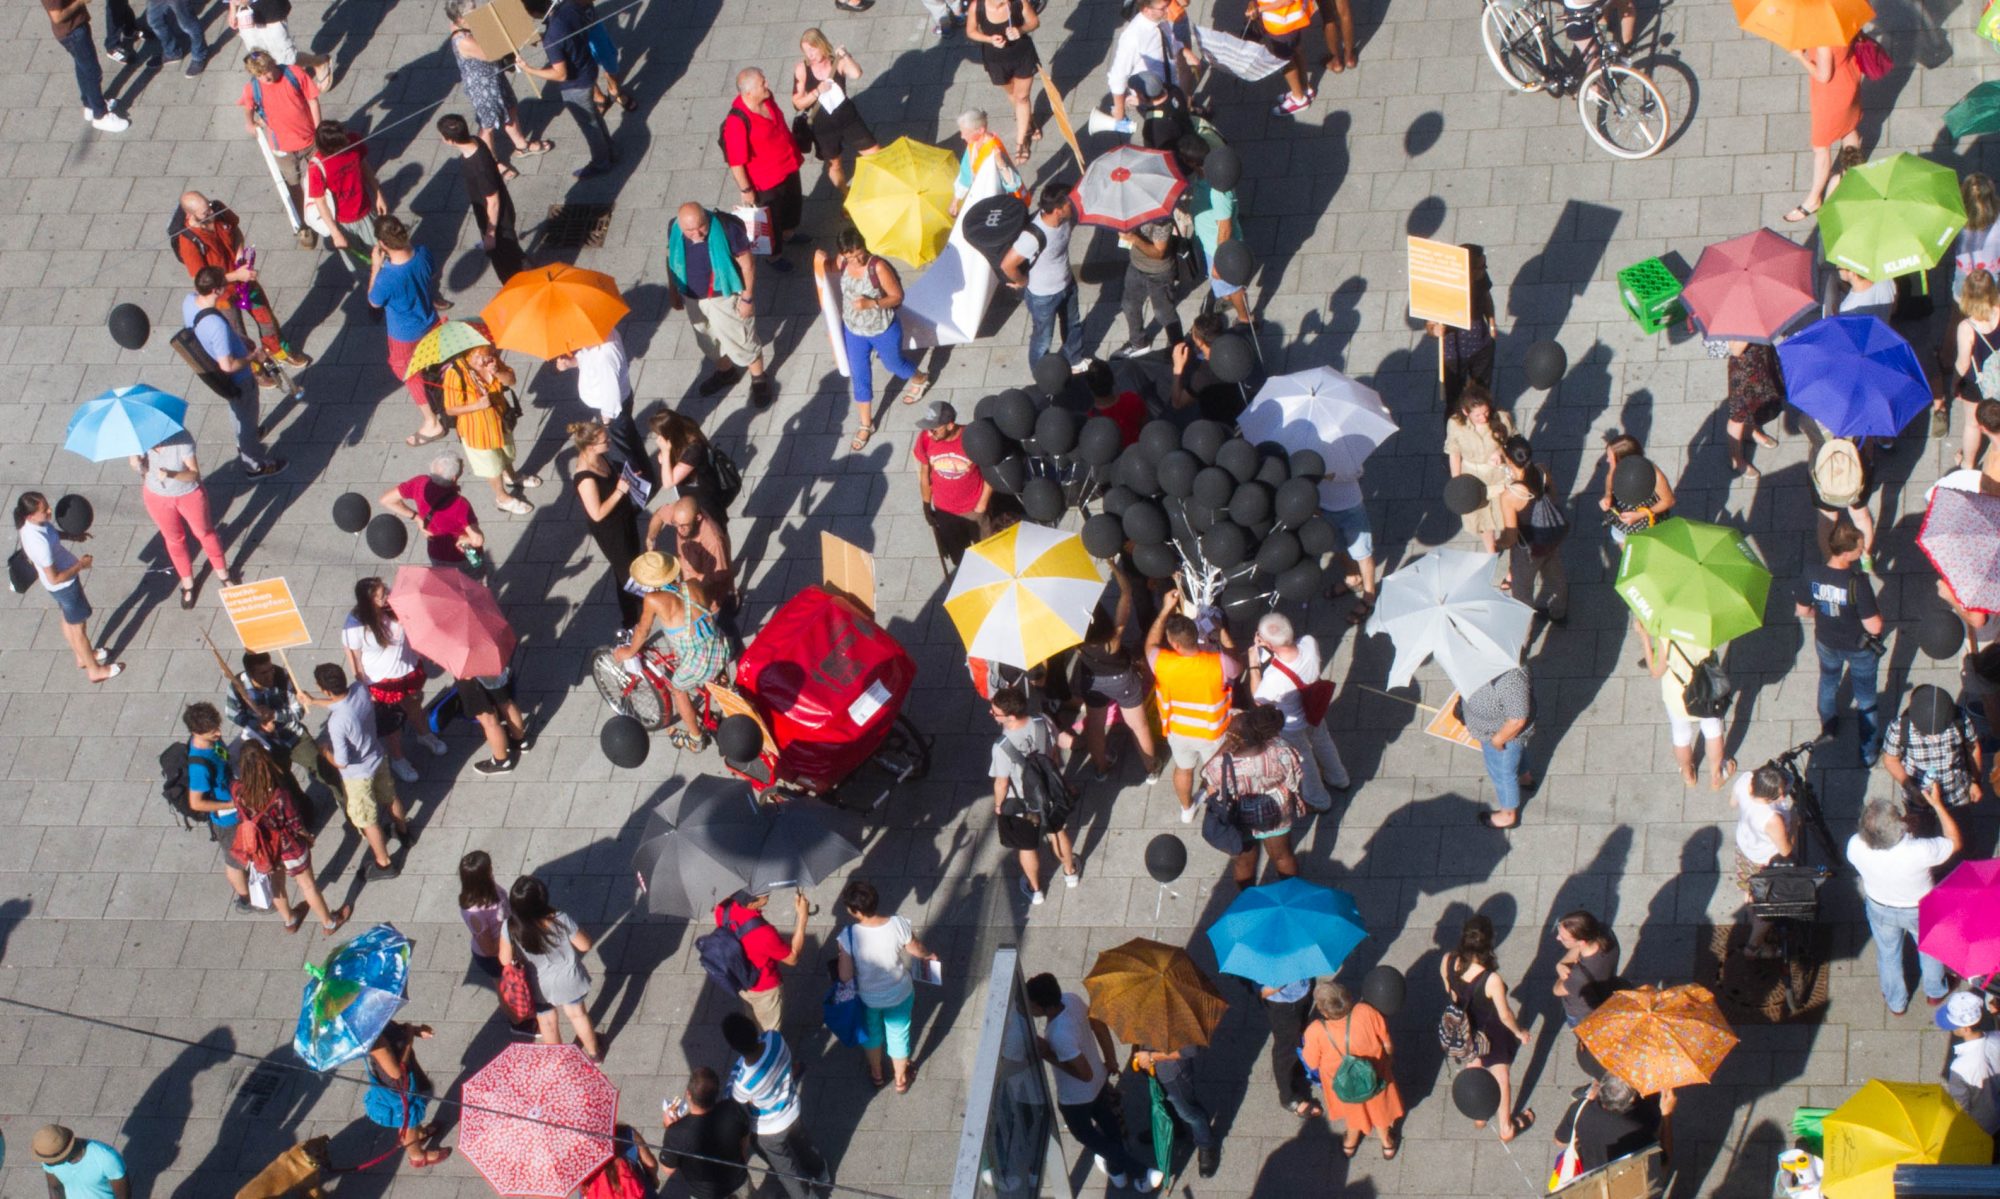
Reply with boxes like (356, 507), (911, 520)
(1577, 64), (1671, 159)
(1480, 1), (1550, 93)
(591, 649), (638, 718)
(871, 714), (932, 783)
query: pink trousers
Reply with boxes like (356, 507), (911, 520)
(142, 486), (229, 581)
(386, 331), (432, 409)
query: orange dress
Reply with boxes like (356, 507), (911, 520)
(1808, 44), (1861, 149)
(1301, 1005), (1406, 1136)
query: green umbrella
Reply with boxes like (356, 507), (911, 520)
(1819, 153), (1966, 282)
(1945, 81), (2000, 139)
(1614, 518), (1771, 652)
(1148, 1073), (1177, 1181)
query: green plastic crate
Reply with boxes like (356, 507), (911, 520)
(1618, 257), (1685, 334)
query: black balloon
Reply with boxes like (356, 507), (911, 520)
(366, 513), (408, 559)
(1919, 607), (1966, 660)
(1081, 513), (1126, 558)
(600, 715), (650, 768)
(995, 389), (1040, 440)
(1201, 522), (1249, 569)
(1022, 477), (1065, 523)
(973, 392), (1000, 422)
(1256, 530), (1301, 575)
(1254, 453), (1290, 488)
(1296, 515), (1338, 558)
(1182, 420), (1227, 464)
(1144, 833), (1188, 883)
(1209, 332), (1256, 384)
(1100, 484), (1138, 515)
(1213, 240), (1254, 287)
(990, 457), (1029, 495)
(715, 714), (762, 764)
(1216, 439), (1260, 484)
(1133, 541), (1179, 579)
(1276, 561), (1323, 602)
(1611, 456), (1656, 507)
(1156, 450), (1199, 499)
(1444, 474), (1487, 515)
(332, 492), (371, 534)
(1218, 577), (1261, 612)
(54, 495), (94, 537)
(1140, 419), (1182, 462)
(1205, 144), (1242, 191)
(963, 417), (1008, 467)
(1453, 1068), (1502, 1122)
(1078, 416), (1125, 467)
(1192, 466), (1234, 510)
(1246, 514), (1275, 543)
(107, 303), (150, 350)
(1184, 502), (1218, 535)
(1229, 481), (1272, 527)
(1120, 450), (1159, 496)
(1524, 340), (1568, 390)
(1034, 406), (1079, 456)
(1122, 500), (1168, 545)
(1361, 965), (1406, 1017)
(1289, 449), (1326, 480)
(1032, 353), (1072, 398)
(1274, 478), (1319, 529)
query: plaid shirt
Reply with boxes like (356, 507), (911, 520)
(1882, 713), (1979, 807)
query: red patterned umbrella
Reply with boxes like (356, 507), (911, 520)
(1680, 229), (1818, 343)
(1919, 486), (2000, 614)
(1071, 146), (1185, 232)
(460, 1044), (618, 1197)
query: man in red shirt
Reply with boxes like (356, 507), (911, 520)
(1085, 361), (1146, 447)
(721, 68), (804, 272)
(913, 401), (991, 571)
(305, 120), (387, 276)
(713, 890), (810, 1032)
(171, 191), (312, 377)
(239, 50), (323, 250)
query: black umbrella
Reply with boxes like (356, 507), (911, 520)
(630, 777), (860, 918)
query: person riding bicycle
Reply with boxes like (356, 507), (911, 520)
(1560, 0), (1635, 72)
(616, 551), (733, 753)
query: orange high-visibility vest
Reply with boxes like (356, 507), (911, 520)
(1256, 0), (1311, 37)
(1153, 650), (1227, 741)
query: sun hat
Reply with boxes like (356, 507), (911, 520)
(1936, 990), (1987, 1030)
(629, 551), (680, 591)
(32, 1125), (75, 1164)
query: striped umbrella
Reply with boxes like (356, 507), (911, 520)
(944, 522), (1106, 669)
(1072, 146), (1185, 232)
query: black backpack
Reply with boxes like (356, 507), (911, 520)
(1680, 647), (1735, 719)
(998, 721), (1073, 828)
(171, 307), (244, 400)
(710, 446), (743, 510)
(694, 909), (769, 995)
(158, 742), (198, 830)
(1521, 490), (1570, 550)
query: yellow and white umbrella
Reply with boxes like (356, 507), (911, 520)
(945, 522), (1106, 669)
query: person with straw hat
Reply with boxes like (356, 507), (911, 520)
(616, 552), (731, 752)
(33, 1123), (128, 1197)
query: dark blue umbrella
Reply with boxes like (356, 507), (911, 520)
(1777, 315), (1930, 439)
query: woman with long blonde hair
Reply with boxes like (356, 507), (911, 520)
(1948, 269), (2000, 469)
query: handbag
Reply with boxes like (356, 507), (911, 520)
(822, 933), (869, 1046)
(498, 958), (535, 1023)
(246, 865), (274, 911)
(1267, 655), (1334, 726)
(1326, 1017), (1385, 1104)
(1547, 1099), (1587, 1191)
(1199, 756), (1248, 854)
(1850, 32), (1893, 80)
(788, 110), (815, 155)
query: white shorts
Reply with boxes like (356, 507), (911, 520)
(1668, 711), (1723, 748)
(1167, 731), (1221, 771)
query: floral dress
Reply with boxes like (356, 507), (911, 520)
(1725, 343), (1783, 423)
(451, 28), (519, 132)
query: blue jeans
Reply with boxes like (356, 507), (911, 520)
(559, 85), (612, 168)
(103, 0), (141, 49)
(845, 316), (918, 406)
(1025, 284), (1083, 366)
(1865, 897), (1946, 1012)
(1815, 641), (1880, 758)
(1480, 735), (1528, 812)
(144, 0), (206, 62)
(1156, 1065), (1216, 1149)
(58, 27), (108, 118)
(1058, 1088), (1145, 1181)
(223, 372), (269, 466)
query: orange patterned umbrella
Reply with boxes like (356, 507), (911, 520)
(1575, 983), (1737, 1095)
(1083, 938), (1228, 1050)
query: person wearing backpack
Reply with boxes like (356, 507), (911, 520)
(170, 193), (313, 379)
(1496, 438), (1569, 624)
(182, 266), (290, 479)
(1947, 270), (2000, 471)
(709, 889), (811, 1032)
(1250, 612), (1347, 813)
(1300, 978), (1402, 1159)
(1199, 705), (1305, 887)
(1000, 181), (1083, 370)
(13, 493), (122, 684)
(183, 703), (256, 913)
(517, 0), (615, 179)
(237, 51), (322, 248)
(990, 685), (1080, 906)
(1441, 915), (1535, 1142)
(1646, 633), (1733, 791)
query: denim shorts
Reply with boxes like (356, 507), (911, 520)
(1321, 503), (1373, 562)
(49, 582), (90, 625)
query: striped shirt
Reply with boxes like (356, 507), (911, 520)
(728, 1030), (801, 1135)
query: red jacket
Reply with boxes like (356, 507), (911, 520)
(721, 96), (802, 192)
(173, 210), (245, 280)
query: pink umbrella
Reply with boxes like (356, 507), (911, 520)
(1920, 860), (2000, 980)
(1680, 229), (1818, 343)
(1071, 146), (1185, 232)
(389, 565), (517, 678)
(1918, 487), (2000, 615)
(460, 1043), (618, 1197)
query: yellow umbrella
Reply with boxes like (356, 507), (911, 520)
(844, 137), (959, 267)
(400, 320), (490, 380)
(1823, 1080), (1992, 1199)
(944, 522), (1105, 670)
(1084, 939), (1229, 1050)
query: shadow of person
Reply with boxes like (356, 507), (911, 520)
(1511, 826), (1634, 1105)
(109, 1025), (231, 1197)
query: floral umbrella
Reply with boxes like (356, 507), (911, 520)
(1574, 983), (1737, 1095)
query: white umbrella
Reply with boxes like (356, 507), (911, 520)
(1236, 368), (1398, 481)
(1367, 549), (1533, 696)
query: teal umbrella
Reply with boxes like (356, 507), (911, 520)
(65, 385), (187, 461)
(1946, 81), (2000, 139)
(1205, 877), (1368, 989)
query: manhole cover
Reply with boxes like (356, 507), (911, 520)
(234, 1061), (289, 1117)
(542, 203), (615, 249)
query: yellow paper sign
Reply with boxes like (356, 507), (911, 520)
(220, 578), (312, 653)
(1408, 236), (1473, 330)
(460, 0), (540, 62)
(1425, 692), (1482, 750)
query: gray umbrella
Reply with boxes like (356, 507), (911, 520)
(630, 776), (862, 918)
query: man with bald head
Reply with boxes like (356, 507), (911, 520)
(518, 0), (613, 178)
(720, 67), (804, 270)
(649, 494), (739, 649)
(170, 191), (311, 381)
(666, 202), (772, 404)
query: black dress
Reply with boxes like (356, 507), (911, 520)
(577, 465), (643, 629)
(802, 58), (877, 162)
(972, 0), (1039, 86)
(1447, 958), (1520, 1067)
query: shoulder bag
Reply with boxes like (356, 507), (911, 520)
(1200, 755), (1247, 854)
(1266, 654), (1334, 726)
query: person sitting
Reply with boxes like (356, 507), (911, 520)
(615, 552), (731, 752)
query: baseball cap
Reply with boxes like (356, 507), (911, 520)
(32, 1125), (76, 1165)
(1937, 991), (1987, 1030)
(915, 400), (958, 430)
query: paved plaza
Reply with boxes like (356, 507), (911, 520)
(3, 0), (2000, 1194)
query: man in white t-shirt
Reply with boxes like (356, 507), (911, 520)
(1847, 785), (1960, 1013)
(1729, 766), (1794, 957)
(1000, 181), (1083, 370)
(1024, 972), (1161, 1194)
(554, 327), (653, 492)
(13, 491), (121, 683)
(1248, 612), (1348, 811)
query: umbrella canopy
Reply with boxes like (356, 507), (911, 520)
(481, 265), (629, 359)
(1823, 1080), (1993, 1199)
(460, 1043), (618, 1198)
(293, 924), (411, 1071)
(65, 385), (188, 461)
(1820, 154), (1966, 282)
(1945, 80), (2000, 140)
(1918, 487), (2000, 614)
(401, 319), (491, 380)
(1733, 0), (1873, 50)
(1680, 229), (1818, 343)
(1072, 146), (1186, 231)
(1367, 549), (1533, 697)
(631, 777), (860, 918)
(390, 565), (518, 679)
(844, 137), (959, 267)
(1237, 369), (1398, 480)
(1778, 315), (1930, 438)
(1614, 519), (1771, 652)
(1574, 983), (1737, 1095)
(1919, 859), (2000, 979)
(1205, 878), (1367, 989)
(945, 522), (1107, 670)
(1084, 939), (1229, 1050)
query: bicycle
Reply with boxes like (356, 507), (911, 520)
(590, 639), (718, 735)
(1478, 0), (1672, 159)
(1740, 738), (1841, 1016)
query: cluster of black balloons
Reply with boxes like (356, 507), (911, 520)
(333, 492), (412, 560)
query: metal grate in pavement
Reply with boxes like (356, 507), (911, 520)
(542, 203), (615, 249)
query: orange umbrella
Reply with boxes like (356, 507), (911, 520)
(1575, 983), (1738, 1095)
(1083, 938), (1228, 1050)
(479, 264), (629, 359)
(1733, 0), (1873, 51)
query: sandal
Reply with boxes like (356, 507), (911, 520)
(1499, 1108), (1535, 1142)
(899, 372), (933, 404)
(1783, 204), (1819, 223)
(615, 91), (637, 112)
(895, 1067), (916, 1093)
(406, 428), (447, 447)
(1382, 1139), (1399, 1160)
(1013, 136), (1033, 164)
(868, 1069), (889, 1088)
(414, 1148), (453, 1169)
(669, 727), (710, 753)
(282, 903), (307, 934)
(518, 139), (555, 156)
(1289, 1100), (1322, 1119)
(1340, 1137), (1360, 1158)
(849, 422), (875, 451)
(322, 902), (354, 935)
(498, 164), (520, 182)
(1346, 594), (1375, 626)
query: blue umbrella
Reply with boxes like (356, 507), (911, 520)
(294, 924), (411, 1071)
(1776, 315), (1930, 439)
(64, 386), (188, 462)
(1204, 878), (1367, 989)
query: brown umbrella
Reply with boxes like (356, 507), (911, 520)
(1575, 983), (1737, 1095)
(1083, 938), (1228, 1050)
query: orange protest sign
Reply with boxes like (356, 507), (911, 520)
(1408, 236), (1473, 330)
(1425, 692), (1483, 750)
(219, 578), (312, 653)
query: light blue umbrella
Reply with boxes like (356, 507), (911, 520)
(64, 385), (188, 462)
(294, 924), (411, 1071)
(1776, 315), (1930, 439)
(1205, 878), (1367, 989)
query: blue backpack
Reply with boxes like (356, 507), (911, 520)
(695, 910), (768, 995)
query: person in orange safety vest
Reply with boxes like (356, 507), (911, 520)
(1146, 584), (1242, 821)
(1246, 0), (1313, 117)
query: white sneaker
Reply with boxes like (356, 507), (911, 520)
(1094, 1156), (1112, 1178)
(418, 732), (448, 756)
(390, 758), (419, 783)
(89, 110), (130, 132)
(1137, 1168), (1165, 1193)
(1179, 804), (1196, 824)
(1064, 869), (1080, 888)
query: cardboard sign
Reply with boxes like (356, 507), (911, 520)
(1424, 692), (1482, 751)
(820, 532), (876, 619)
(1408, 236), (1473, 330)
(220, 578), (312, 652)
(460, 0), (540, 62)
(1039, 69), (1085, 171)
